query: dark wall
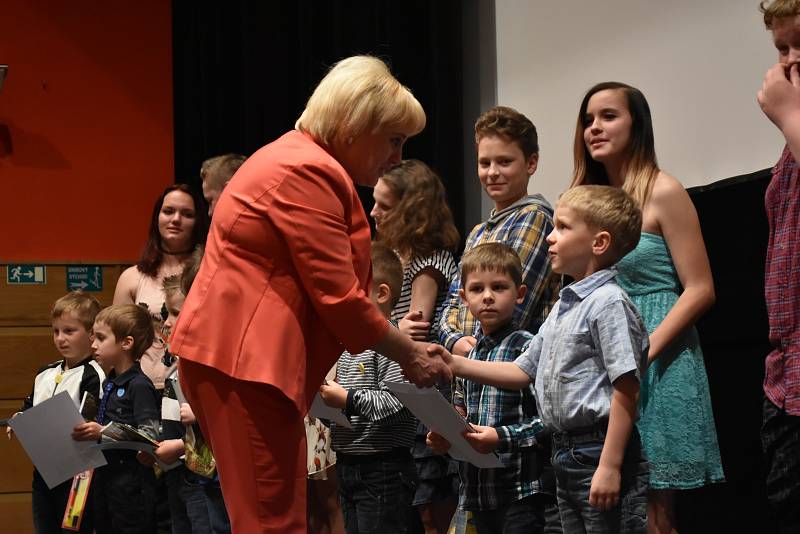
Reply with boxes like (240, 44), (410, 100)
(682, 169), (774, 533)
(172, 0), (467, 238)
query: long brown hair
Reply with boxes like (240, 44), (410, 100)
(375, 160), (459, 260)
(137, 184), (208, 277)
(570, 82), (660, 208)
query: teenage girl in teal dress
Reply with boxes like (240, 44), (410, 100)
(570, 82), (725, 534)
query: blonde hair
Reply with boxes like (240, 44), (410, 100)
(95, 304), (155, 360)
(51, 292), (101, 331)
(461, 242), (523, 288)
(558, 185), (642, 264)
(376, 160), (460, 259)
(761, 0), (800, 28)
(200, 153), (246, 192)
(570, 82), (660, 209)
(371, 243), (403, 309)
(295, 56), (426, 146)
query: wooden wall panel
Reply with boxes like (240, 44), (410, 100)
(0, 494), (34, 534)
(0, 328), (58, 400)
(0, 400), (34, 494)
(0, 266), (123, 327)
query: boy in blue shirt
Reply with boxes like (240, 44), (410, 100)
(429, 242), (554, 533)
(433, 185), (650, 533)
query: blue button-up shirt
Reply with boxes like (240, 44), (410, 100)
(515, 268), (648, 432)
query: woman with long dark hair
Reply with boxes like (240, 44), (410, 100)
(113, 184), (208, 389)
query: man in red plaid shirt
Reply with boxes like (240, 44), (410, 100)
(757, 2), (800, 531)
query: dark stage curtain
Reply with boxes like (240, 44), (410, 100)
(172, 0), (466, 237)
(680, 168), (774, 533)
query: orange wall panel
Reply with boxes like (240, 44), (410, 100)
(0, 1), (174, 262)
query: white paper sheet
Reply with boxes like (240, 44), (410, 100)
(161, 397), (181, 421)
(9, 391), (107, 488)
(385, 382), (504, 469)
(307, 393), (352, 429)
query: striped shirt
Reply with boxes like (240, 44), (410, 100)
(515, 268), (649, 432)
(456, 322), (545, 510)
(331, 348), (417, 455)
(391, 249), (458, 342)
(764, 145), (800, 415)
(438, 195), (561, 350)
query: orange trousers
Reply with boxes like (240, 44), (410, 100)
(178, 359), (307, 533)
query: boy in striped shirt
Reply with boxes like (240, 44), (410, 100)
(319, 243), (418, 532)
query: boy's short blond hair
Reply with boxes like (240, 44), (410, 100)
(95, 304), (155, 360)
(461, 242), (523, 288)
(371, 243), (403, 309)
(200, 153), (246, 193)
(559, 185), (642, 264)
(761, 0), (800, 28)
(295, 55), (426, 146)
(51, 292), (101, 331)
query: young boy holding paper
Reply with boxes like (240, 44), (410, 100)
(428, 242), (551, 534)
(318, 244), (418, 532)
(8, 292), (105, 534)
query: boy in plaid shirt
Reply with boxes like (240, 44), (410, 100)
(429, 242), (554, 533)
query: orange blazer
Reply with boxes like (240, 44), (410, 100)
(170, 130), (389, 414)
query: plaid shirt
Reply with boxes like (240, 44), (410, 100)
(454, 322), (545, 511)
(764, 145), (800, 415)
(438, 195), (561, 350)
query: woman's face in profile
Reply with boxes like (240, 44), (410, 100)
(339, 130), (407, 187)
(158, 190), (197, 251)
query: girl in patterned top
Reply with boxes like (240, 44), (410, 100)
(370, 159), (460, 533)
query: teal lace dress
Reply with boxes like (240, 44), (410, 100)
(616, 233), (725, 489)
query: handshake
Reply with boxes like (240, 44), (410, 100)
(398, 342), (454, 388)
(391, 310), (478, 388)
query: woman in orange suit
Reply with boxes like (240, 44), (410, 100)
(169, 56), (452, 533)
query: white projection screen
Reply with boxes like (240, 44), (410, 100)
(494, 0), (785, 203)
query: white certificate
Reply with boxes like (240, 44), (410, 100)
(9, 391), (107, 488)
(385, 382), (503, 469)
(307, 393), (352, 429)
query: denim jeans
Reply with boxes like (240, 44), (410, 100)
(166, 467), (218, 534)
(93, 453), (157, 534)
(203, 478), (231, 534)
(762, 397), (800, 533)
(551, 430), (648, 534)
(337, 455), (417, 533)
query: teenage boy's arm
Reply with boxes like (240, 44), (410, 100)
(438, 271), (477, 354)
(509, 208), (558, 330)
(438, 228), (479, 354)
(428, 344), (533, 390)
(759, 63), (800, 161)
(590, 372), (638, 511)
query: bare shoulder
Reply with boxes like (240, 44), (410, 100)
(113, 265), (142, 304)
(650, 172), (688, 202)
